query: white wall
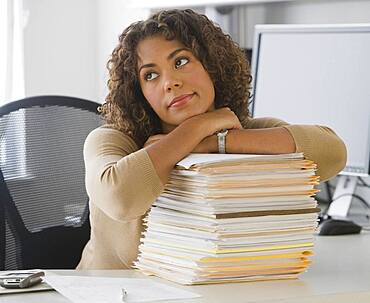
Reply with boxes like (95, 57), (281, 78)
(23, 0), (149, 103)
(23, 0), (98, 101)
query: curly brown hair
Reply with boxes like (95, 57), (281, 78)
(100, 9), (252, 147)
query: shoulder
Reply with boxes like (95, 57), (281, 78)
(85, 125), (139, 154)
(243, 116), (290, 129)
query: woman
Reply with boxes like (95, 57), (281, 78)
(77, 9), (346, 269)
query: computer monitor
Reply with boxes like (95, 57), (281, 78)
(250, 24), (370, 218)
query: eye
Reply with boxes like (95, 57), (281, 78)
(144, 71), (159, 81)
(175, 57), (189, 69)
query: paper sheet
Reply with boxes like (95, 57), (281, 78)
(44, 275), (201, 303)
(176, 153), (304, 169)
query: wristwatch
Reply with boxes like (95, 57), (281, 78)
(217, 129), (229, 154)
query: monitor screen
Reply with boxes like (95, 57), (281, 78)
(251, 24), (370, 176)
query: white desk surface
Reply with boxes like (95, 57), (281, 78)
(1, 232), (370, 303)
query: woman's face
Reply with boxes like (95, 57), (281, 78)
(137, 36), (215, 133)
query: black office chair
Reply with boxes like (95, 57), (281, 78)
(0, 95), (103, 270)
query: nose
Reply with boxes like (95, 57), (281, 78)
(163, 73), (182, 92)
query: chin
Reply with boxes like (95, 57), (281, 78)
(163, 104), (211, 126)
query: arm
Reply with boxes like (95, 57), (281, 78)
(195, 117), (347, 182)
(196, 127), (296, 154)
(84, 127), (164, 221)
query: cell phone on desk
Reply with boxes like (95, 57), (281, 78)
(0, 271), (44, 289)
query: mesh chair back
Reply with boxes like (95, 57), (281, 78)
(0, 96), (103, 269)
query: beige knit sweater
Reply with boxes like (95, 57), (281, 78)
(76, 117), (346, 269)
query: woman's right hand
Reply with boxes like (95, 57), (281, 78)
(189, 107), (243, 137)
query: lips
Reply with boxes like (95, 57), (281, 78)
(169, 93), (195, 108)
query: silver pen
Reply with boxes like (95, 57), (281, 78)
(121, 288), (128, 302)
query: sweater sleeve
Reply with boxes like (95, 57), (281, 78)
(244, 117), (347, 182)
(83, 126), (164, 222)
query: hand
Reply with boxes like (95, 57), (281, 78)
(144, 134), (166, 148)
(188, 107), (243, 137)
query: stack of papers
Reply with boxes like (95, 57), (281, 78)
(135, 153), (320, 285)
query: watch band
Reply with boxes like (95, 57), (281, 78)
(217, 129), (229, 154)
